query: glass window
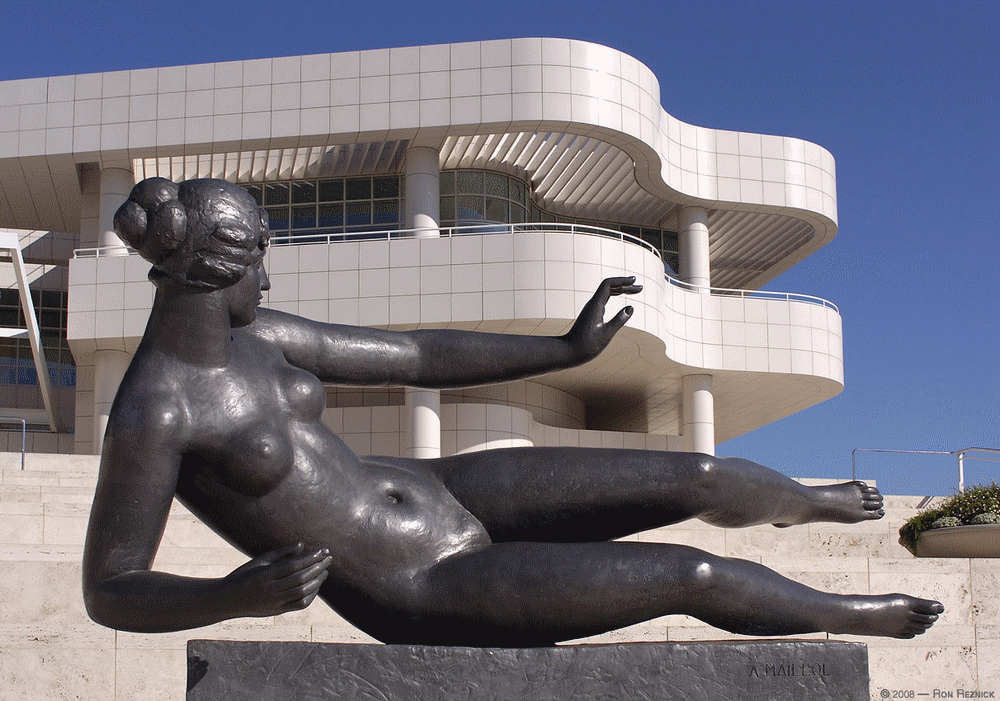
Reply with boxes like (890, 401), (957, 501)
(640, 229), (662, 249)
(292, 181), (316, 204)
(439, 196), (455, 222)
(319, 179), (344, 201)
(266, 206), (289, 231)
(39, 309), (61, 329)
(372, 176), (399, 199)
(440, 171), (455, 195)
(663, 231), (679, 252)
(456, 195), (485, 221)
(485, 198), (508, 223)
(346, 178), (371, 200)
(244, 184), (263, 206)
(485, 173), (507, 198)
(458, 171), (483, 194)
(291, 205), (316, 229)
(663, 252), (679, 275)
(244, 176), (402, 239)
(0, 289), (74, 389)
(510, 180), (525, 206)
(510, 205), (525, 224)
(372, 200), (399, 226)
(346, 201), (371, 227)
(318, 203), (343, 228)
(264, 183), (289, 205)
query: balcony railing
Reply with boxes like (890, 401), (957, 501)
(73, 222), (658, 257)
(73, 222), (838, 312)
(664, 274), (840, 312)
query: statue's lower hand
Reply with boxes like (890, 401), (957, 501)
(565, 276), (642, 363)
(222, 543), (332, 617)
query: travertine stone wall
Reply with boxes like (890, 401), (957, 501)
(1, 453), (995, 700)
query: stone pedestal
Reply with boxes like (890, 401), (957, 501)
(187, 639), (869, 700)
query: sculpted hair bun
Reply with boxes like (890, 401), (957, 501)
(113, 178), (187, 265)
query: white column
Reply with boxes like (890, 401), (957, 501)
(678, 205), (710, 290)
(404, 146), (442, 456)
(78, 164), (100, 248)
(405, 146), (440, 238)
(98, 167), (134, 249)
(681, 374), (715, 455)
(404, 388), (442, 459)
(93, 349), (131, 452)
(91, 167), (134, 453)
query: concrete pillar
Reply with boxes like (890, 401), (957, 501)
(681, 374), (715, 455)
(404, 388), (442, 459)
(403, 145), (442, 456)
(98, 167), (134, 249)
(78, 164), (100, 248)
(93, 349), (131, 452)
(405, 146), (440, 238)
(678, 205), (710, 290)
(91, 167), (134, 453)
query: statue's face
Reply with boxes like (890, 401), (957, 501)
(224, 260), (270, 327)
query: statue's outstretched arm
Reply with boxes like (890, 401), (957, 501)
(251, 277), (641, 388)
(82, 396), (331, 633)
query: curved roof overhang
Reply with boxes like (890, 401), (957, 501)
(0, 38), (837, 289)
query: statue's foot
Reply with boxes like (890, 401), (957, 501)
(775, 481), (884, 527)
(836, 595), (943, 639)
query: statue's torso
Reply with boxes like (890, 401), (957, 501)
(161, 331), (488, 588)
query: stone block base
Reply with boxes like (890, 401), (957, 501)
(187, 639), (869, 700)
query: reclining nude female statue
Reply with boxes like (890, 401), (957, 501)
(82, 177), (943, 646)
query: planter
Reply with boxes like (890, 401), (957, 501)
(914, 523), (1000, 557)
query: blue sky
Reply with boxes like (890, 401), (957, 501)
(5, 0), (998, 495)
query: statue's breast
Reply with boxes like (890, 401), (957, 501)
(278, 364), (326, 420)
(214, 420), (295, 497)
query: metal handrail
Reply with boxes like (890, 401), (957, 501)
(73, 223), (662, 259)
(664, 274), (840, 312)
(72, 245), (136, 258)
(851, 446), (1000, 492)
(72, 224), (839, 311)
(0, 417), (26, 470)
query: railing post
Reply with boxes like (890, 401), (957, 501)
(958, 451), (965, 492)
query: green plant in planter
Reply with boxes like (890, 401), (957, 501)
(899, 482), (1000, 555)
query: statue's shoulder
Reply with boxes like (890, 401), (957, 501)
(109, 362), (192, 447)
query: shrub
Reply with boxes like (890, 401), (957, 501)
(970, 512), (1000, 525)
(898, 482), (1000, 555)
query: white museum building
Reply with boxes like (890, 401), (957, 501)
(0, 37), (843, 459)
(5, 40), (994, 701)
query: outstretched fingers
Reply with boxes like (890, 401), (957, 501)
(568, 277), (643, 361)
(604, 276), (643, 297)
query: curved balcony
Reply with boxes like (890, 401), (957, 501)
(69, 224), (843, 441)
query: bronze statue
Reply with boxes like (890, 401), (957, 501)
(83, 177), (943, 645)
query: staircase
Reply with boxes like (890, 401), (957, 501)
(1, 454), (995, 700)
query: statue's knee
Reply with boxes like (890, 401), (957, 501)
(688, 454), (722, 495)
(682, 556), (718, 593)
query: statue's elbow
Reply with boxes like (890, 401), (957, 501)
(82, 586), (113, 628)
(82, 579), (127, 630)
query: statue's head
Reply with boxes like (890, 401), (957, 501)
(114, 177), (269, 290)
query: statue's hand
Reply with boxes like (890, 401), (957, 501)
(564, 276), (642, 363)
(222, 543), (332, 617)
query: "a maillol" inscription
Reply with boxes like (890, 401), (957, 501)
(749, 660), (832, 678)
